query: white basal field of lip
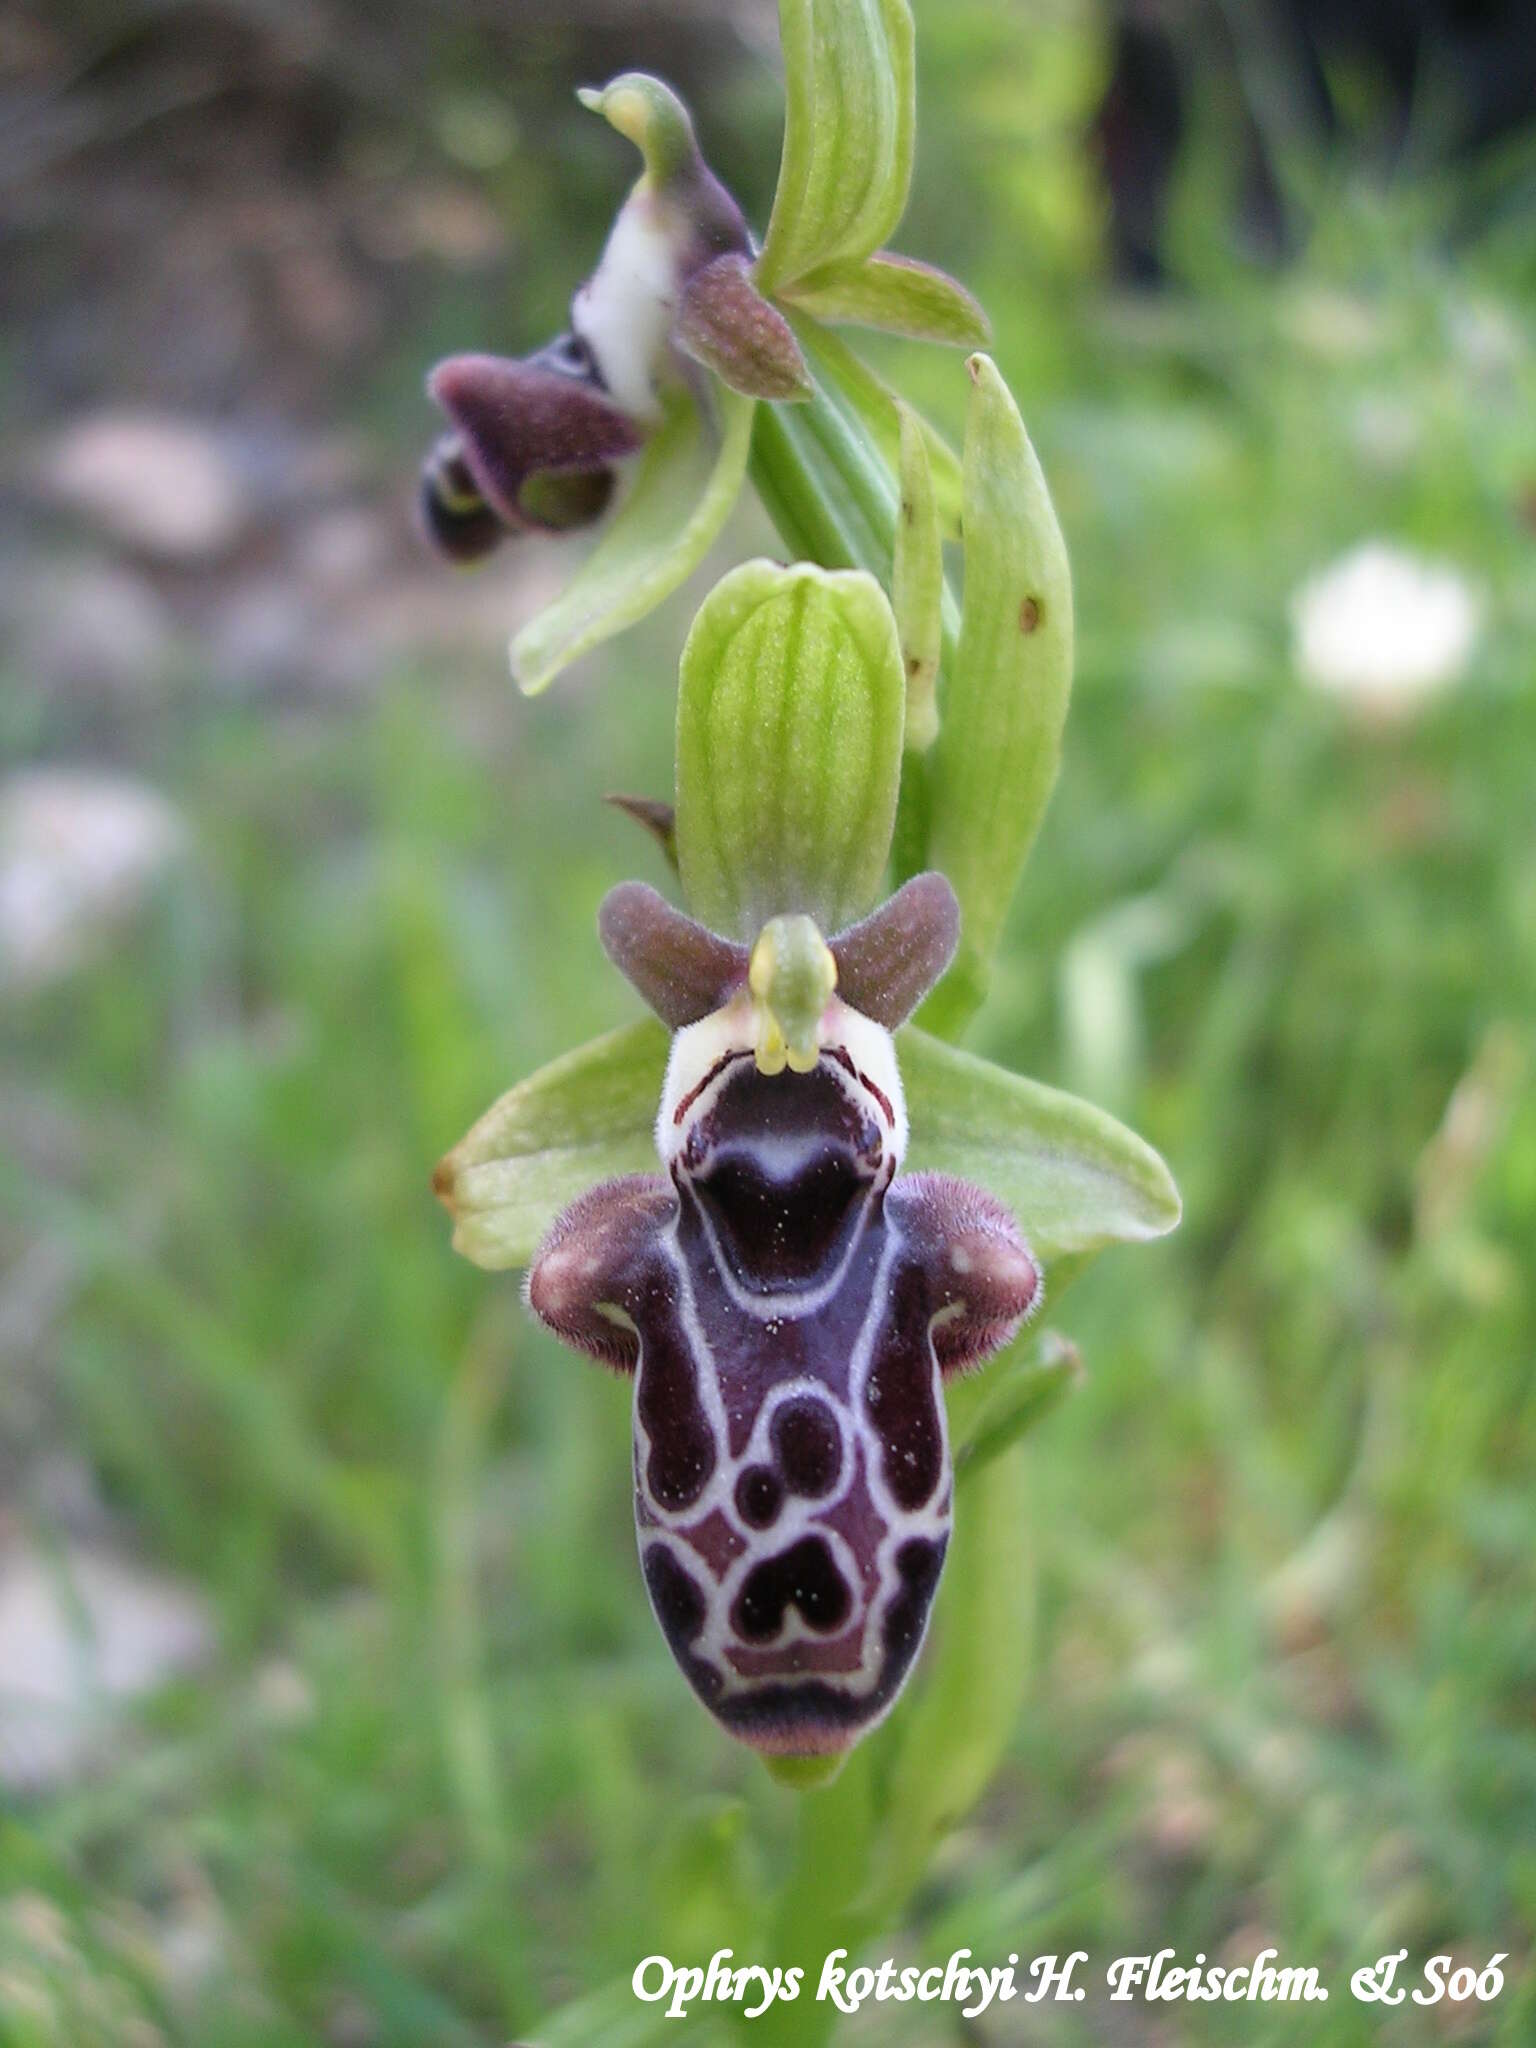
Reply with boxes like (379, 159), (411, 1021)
(572, 194), (684, 423)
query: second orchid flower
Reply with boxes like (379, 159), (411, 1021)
(422, 16), (987, 697)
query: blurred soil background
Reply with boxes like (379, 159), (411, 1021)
(1, 1), (1534, 2042)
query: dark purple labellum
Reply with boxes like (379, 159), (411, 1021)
(420, 438), (511, 563)
(527, 876), (1042, 1756)
(420, 344), (644, 556)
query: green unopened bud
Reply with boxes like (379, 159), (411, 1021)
(749, 914), (836, 1074)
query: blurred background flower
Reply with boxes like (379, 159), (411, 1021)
(0, 771), (184, 992)
(1290, 540), (1482, 720)
(1, 2), (1533, 2042)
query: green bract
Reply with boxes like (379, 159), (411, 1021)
(891, 401), (942, 752)
(920, 356), (1074, 1029)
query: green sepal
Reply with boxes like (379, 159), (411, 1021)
(757, 0), (915, 294)
(433, 1020), (669, 1270)
(921, 354), (1073, 1030)
(891, 401), (942, 752)
(675, 559), (905, 939)
(898, 1027), (1180, 1268)
(511, 386), (754, 697)
(779, 253), (990, 348)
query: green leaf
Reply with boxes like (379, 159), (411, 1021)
(757, 0), (915, 294)
(780, 253), (990, 348)
(675, 559), (905, 938)
(922, 354), (1073, 1031)
(891, 401), (941, 752)
(865, 1435), (1032, 1924)
(952, 1329), (1082, 1483)
(511, 386), (754, 697)
(433, 1020), (669, 1270)
(899, 1027), (1181, 1268)
(651, 1797), (761, 1958)
(536, 1980), (679, 2048)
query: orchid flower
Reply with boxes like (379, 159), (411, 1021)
(432, 561), (1180, 1766)
(420, 0), (988, 697)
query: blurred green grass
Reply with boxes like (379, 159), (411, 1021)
(3, 6), (1536, 2043)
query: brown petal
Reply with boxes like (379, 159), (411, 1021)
(598, 881), (747, 1027)
(674, 254), (812, 402)
(831, 872), (960, 1027)
(427, 351), (644, 534)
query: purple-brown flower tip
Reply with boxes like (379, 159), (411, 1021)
(421, 342), (645, 557)
(419, 438), (511, 564)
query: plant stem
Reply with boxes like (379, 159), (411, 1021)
(749, 383), (960, 903)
